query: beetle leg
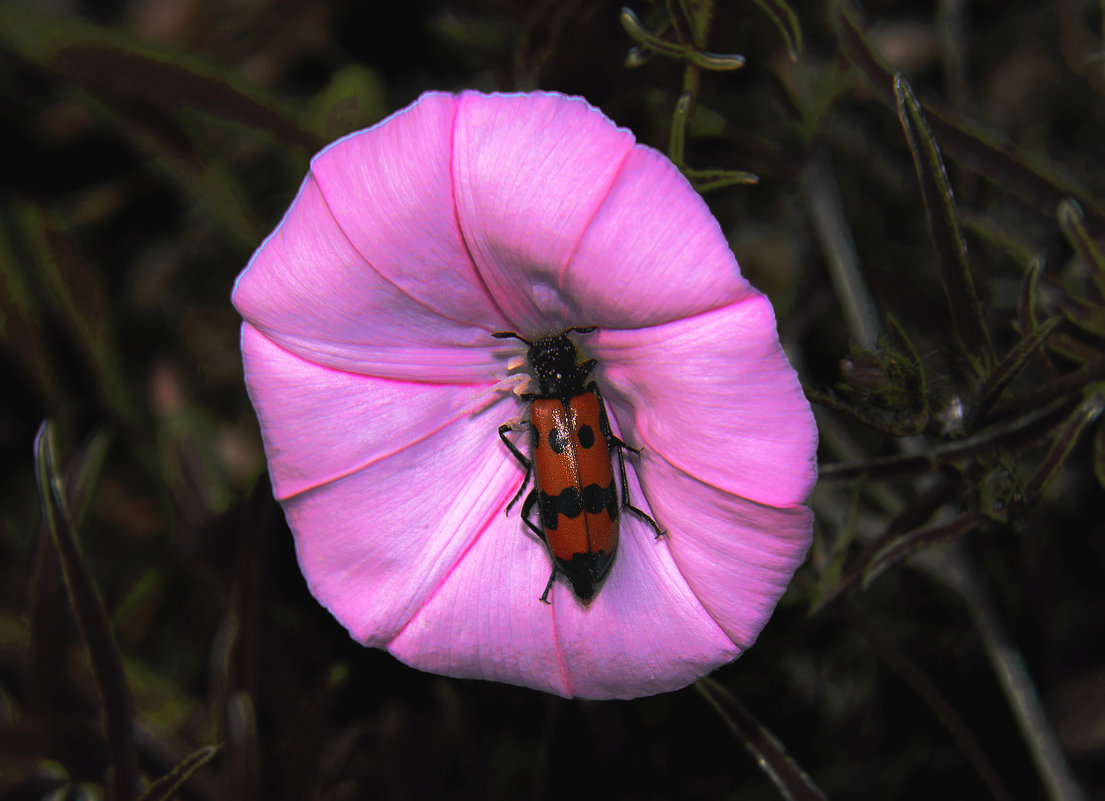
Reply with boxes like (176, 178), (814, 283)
(588, 382), (624, 446)
(519, 489), (547, 542)
(613, 441), (665, 538)
(607, 433), (642, 455)
(539, 566), (557, 604)
(522, 490), (557, 602)
(498, 422), (533, 512)
(587, 383), (666, 538)
(587, 382), (643, 454)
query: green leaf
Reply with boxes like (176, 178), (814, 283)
(683, 167), (759, 192)
(64, 428), (113, 530)
(622, 7), (691, 56)
(673, 0), (714, 48)
(1061, 291), (1105, 337)
(970, 315), (1064, 426)
(688, 50), (746, 72)
(811, 474), (966, 615)
(1058, 198), (1105, 300)
(750, 0), (804, 60)
(1018, 255), (1045, 335)
(830, 0), (1105, 229)
(669, 90), (691, 166)
(136, 745), (220, 801)
(0, 6), (320, 153)
(34, 422), (138, 801)
(620, 6), (744, 69)
(895, 74), (995, 374)
(624, 45), (653, 68)
(1024, 388), (1105, 499)
(308, 65), (389, 141)
(958, 209), (1039, 269)
(0, 222), (64, 411)
(20, 207), (138, 426)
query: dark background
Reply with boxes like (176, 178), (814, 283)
(2, 0), (1104, 799)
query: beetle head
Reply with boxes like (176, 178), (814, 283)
(493, 328), (596, 397)
(528, 333), (594, 396)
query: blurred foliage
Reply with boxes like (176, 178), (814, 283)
(1, 0), (1105, 799)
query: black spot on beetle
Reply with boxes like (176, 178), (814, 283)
(583, 481), (618, 520)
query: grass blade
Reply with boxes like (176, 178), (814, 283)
(695, 678), (828, 801)
(136, 745), (220, 801)
(895, 73), (994, 373)
(34, 422), (138, 801)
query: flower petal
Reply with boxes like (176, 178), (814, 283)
(565, 144), (754, 328)
(240, 323), (495, 500)
(452, 91), (636, 332)
(387, 507), (570, 696)
(232, 95), (503, 382)
(283, 401), (521, 646)
(594, 294), (818, 508)
(638, 452), (813, 648)
(550, 510), (740, 699)
(390, 460), (738, 699)
(310, 92), (506, 330)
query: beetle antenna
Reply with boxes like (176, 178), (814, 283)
(493, 331), (532, 345)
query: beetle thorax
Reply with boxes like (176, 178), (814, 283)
(528, 334), (591, 395)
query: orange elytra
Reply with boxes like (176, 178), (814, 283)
(494, 328), (663, 603)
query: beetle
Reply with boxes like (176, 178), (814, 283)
(494, 327), (663, 603)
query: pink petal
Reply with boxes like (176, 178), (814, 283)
(283, 399), (522, 646)
(549, 508), (741, 699)
(638, 451), (813, 648)
(565, 144), (755, 328)
(593, 294), (818, 508)
(388, 508), (570, 695)
(390, 459), (738, 699)
(240, 324), (496, 499)
(310, 93), (507, 330)
(451, 91), (636, 332)
(232, 96), (503, 382)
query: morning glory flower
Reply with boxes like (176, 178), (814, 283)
(232, 90), (817, 699)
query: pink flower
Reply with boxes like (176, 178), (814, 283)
(232, 90), (817, 699)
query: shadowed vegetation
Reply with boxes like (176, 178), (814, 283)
(1, 1), (1103, 799)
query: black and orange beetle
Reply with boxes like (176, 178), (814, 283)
(494, 327), (663, 603)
